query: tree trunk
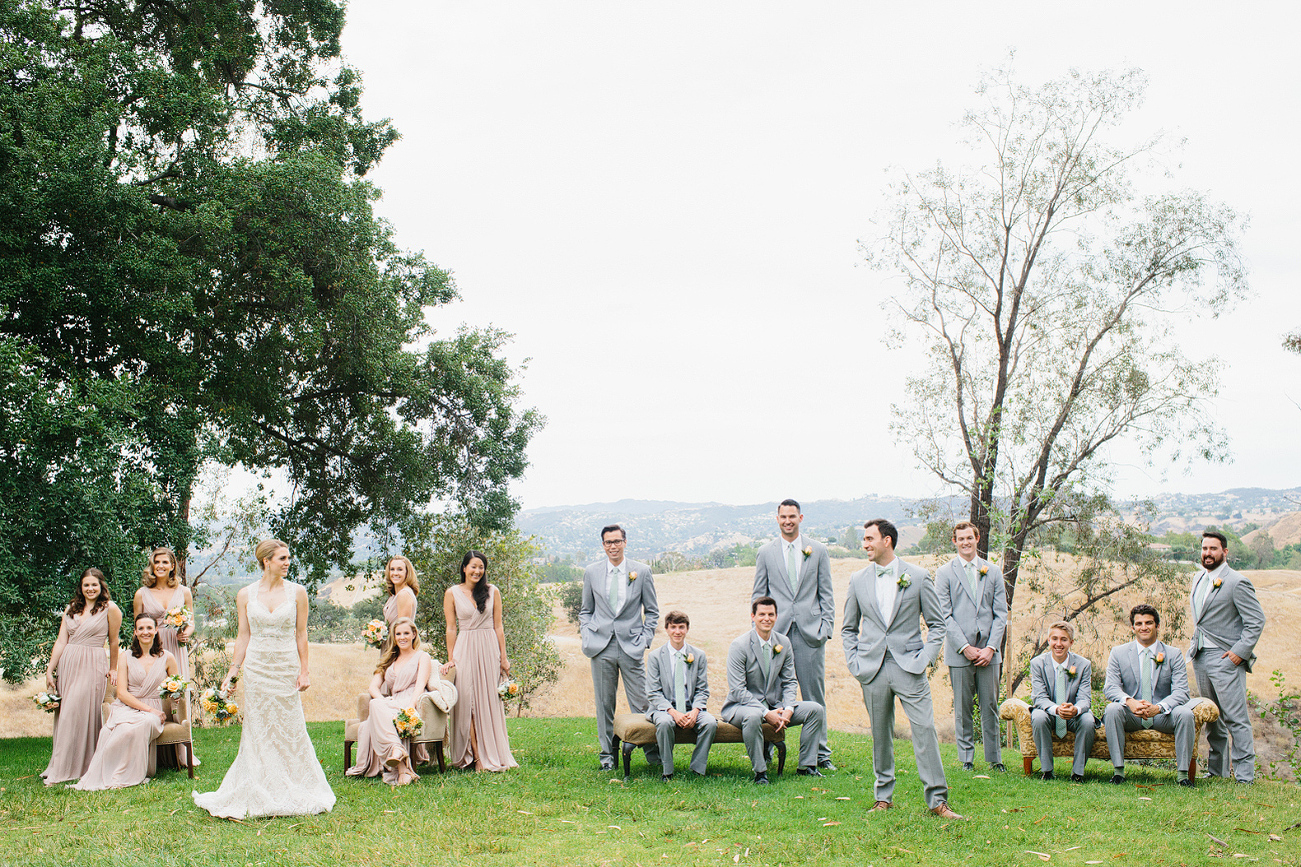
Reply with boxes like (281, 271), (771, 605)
(178, 497), (190, 587)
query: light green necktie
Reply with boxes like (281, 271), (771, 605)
(1055, 664), (1068, 737)
(608, 568), (620, 610)
(965, 561), (978, 598)
(674, 651), (687, 713)
(1140, 649), (1154, 729)
(759, 642), (770, 680)
(1194, 574), (1212, 649)
(787, 544), (799, 593)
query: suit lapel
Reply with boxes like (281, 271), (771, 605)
(954, 558), (978, 605)
(859, 572), (885, 629)
(887, 568), (907, 626)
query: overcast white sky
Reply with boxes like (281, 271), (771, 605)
(337, 2), (1301, 511)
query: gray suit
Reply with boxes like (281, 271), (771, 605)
(841, 559), (948, 807)
(751, 535), (835, 762)
(935, 555), (1007, 765)
(645, 641), (717, 775)
(1103, 639), (1194, 772)
(1029, 651), (1096, 776)
(721, 628), (826, 773)
(579, 557), (659, 765)
(1187, 564), (1265, 782)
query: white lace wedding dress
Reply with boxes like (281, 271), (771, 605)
(193, 581), (335, 818)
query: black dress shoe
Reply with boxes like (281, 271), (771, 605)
(600, 759), (615, 771)
(1070, 774), (1085, 783)
(818, 760), (837, 772)
(1177, 778), (1195, 788)
(1110, 773), (1125, 784)
(962, 761), (974, 771)
(991, 763), (1006, 773)
(1040, 771), (1054, 781)
(797, 767), (824, 777)
(753, 771), (770, 784)
(662, 773), (673, 782)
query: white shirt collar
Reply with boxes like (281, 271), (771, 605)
(1205, 561), (1226, 581)
(608, 559), (625, 574)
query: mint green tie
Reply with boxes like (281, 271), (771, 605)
(608, 569), (619, 610)
(1055, 665), (1067, 737)
(965, 562), (978, 598)
(787, 544), (799, 593)
(1194, 575), (1212, 649)
(1140, 650), (1154, 729)
(674, 652), (687, 713)
(759, 644), (770, 680)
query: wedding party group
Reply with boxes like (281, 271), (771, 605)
(579, 503), (1265, 823)
(36, 540), (517, 818)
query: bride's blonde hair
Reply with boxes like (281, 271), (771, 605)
(254, 539), (289, 571)
(376, 617), (421, 676)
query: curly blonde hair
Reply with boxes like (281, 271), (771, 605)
(141, 547), (178, 588)
(384, 555), (420, 597)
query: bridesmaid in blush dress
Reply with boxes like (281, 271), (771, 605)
(41, 568), (122, 785)
(133, 546), (198, 766)
(346, 617), (433, 785)
(441, 551), (517, 772)
(381, 555), (418, 652)
(72, 612), (177, 791)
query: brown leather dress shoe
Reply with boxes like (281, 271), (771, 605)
(869, 800), (893, 811)
(930, 802), (966, 821)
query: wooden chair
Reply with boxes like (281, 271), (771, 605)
(101, 684), (195, 778)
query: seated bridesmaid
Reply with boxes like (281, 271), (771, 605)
(72, 613), (178, 791)
(41, 567), (122, 786)
(346, 617), (433, 786)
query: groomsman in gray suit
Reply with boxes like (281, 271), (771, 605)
(1188, 530), (1265, 783)
(579, 524), (660, 771)
(842, 519), (964, 819)
(646, 610), (717, 780)
(751, 499), (836, 770)
(1103, 604), (1195, 786)
(935, 520), (1007, 772)
(1029, 621), (1095, 781)
(721, 596), (827, 784)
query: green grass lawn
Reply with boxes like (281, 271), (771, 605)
(2, 719), (1297, 866)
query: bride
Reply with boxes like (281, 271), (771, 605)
(192, 539), (335, 818)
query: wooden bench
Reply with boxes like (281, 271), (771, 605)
(999, 697), (1220, 776)
(611, 712), (787, 780)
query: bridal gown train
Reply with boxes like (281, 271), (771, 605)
(192, 581), (335, 818)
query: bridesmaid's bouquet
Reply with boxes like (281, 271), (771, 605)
(199, 686), (239, 723)
(159, 674), (189, 701)
(33, 690), (61, 712)
(497, 679), (521, 701)
(362, 619), (388, 649)
(393, 707), (423, 739)
(163, 605), (195, 645)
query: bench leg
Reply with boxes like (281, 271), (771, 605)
(344, 740), (354, 773)
(1023, 755), (1033, 776)
(775, 742), (787, 776)
(184, 742), (194, 779)
(1189, 755), (1197, 780)
(621, 741), (637, 780)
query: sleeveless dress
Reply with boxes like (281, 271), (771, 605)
(448, 586), (517, 771)
(72, 650), (172, 790)
(381, 587), (417, 652)
(140, 585), (189, 677)
(192, 581), (335, 818)
(41, 606), (112, 785)
(346, 650), (432, 784)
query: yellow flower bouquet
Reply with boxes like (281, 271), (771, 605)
(33, 690), (61, 712)
(394, 707), (423, 739)
(163, 605), (195, 646)
(362, 619), (388, 649)
(199, 686), (239, 723)
(159, 674), (188, 701)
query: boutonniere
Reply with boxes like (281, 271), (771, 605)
(1154, 652), (1165, 666)
(627, 570), (637, 583)
(1212, 577), (1222, 589)
(802, 546), (812, 558)
(1066, 665), (1078, 679)
(685, 653), (694, 665)
(772, 644), (783, 656)
(897, 574), (910, 589)
(978, 566), (989, 577)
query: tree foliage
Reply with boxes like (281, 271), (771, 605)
(0, 1), (540, 681)
(869, 61), (1248, 634)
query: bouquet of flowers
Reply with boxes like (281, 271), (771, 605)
(393, 707), (423, 739)
(199, 686), (240, 723)
(159, 674), (189, 701)
(163, 605), (195, 646)
(497, 679), (521, 701)
(362, 619), (388, 649)
(33, 690), (61, 712)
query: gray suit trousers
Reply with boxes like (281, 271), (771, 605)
(649, 710), (718, 775)
(722, 701), (825, 773)
(591, 642), (658, 765)
(1103, 703), (1194, 772)
(788, 623), (830, 761)
(950, 661), (1002, 764)
(1030, 709), (1096, 776)
(1194, 652), (1254, 781)
(860, 655), (948, 808)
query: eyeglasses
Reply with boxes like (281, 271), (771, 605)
(602, 539), (626, 546)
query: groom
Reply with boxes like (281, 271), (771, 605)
(579, 524), (660, 771)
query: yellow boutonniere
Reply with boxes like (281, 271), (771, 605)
(772, 644), (783, 656)
(628, 571), (637, 583)
(1154, 652), (1165, 666)
(802, 546), (812, 558)
(897, 574), (910, 589)
(978, 566), (989, 577)
(685, 653), (694, 665)
(1067, 665), (1077, 679)
(1212, 577), (1222, 589)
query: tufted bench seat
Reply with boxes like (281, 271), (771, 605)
(611, 712), (787, 780)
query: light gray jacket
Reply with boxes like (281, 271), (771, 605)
(841, 559), (943, 683)
(935, 555), (1008, 668)
(578, 558), (658, 658)
(1030, 651), (1092, 716)
(1187, 565), (1265, 672)
(751, 535), (835, 646)
(645, 641), (709, 716)
(721, 629), (798, 715)
(1103, 639), (1189, 712)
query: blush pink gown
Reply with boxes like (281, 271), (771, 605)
(448, 586), (517, 771)
(346, 650), (432, 784)
(72, 651), (172, 790)
(41, 606), (112, 785)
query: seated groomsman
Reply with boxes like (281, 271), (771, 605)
(721, 597), (827, 784)
(1104, 604), (1195, 786)
(646, 610), (717, 780)
(935, 520), (1008, 772)
(1029, 621), (1095, 782)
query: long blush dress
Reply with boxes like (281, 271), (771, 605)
(192, 581), (335, 818)
(139, 585), (189, 677)
(72, 651), (172, 790)
(41, 606), (112, 785)
(381, 587), (417, 651)
(346, 650), (432, 784)
(448, 586), (517, 771)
